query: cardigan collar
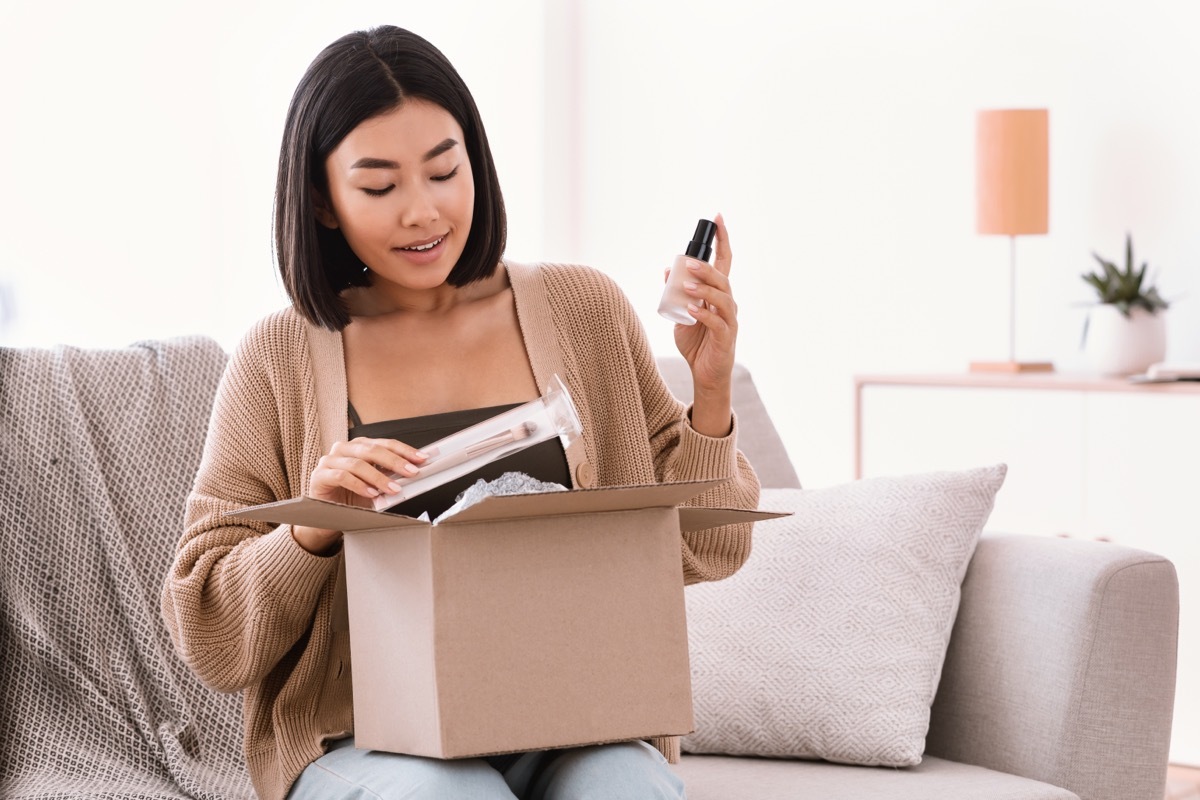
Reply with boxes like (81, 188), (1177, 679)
(302, 260), (587, 490)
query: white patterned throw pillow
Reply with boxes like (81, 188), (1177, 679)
(681, 464), (1007, 767)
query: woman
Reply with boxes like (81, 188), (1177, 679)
(162, 24), (759, 800)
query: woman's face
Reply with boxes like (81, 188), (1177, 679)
(319, 100), (475, 292)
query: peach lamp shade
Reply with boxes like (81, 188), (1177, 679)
(976, 109), (1048, 235)
(970, 108), (1053, 373)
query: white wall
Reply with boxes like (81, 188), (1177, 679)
(0, 0), (549, 350)
(565, 0), (1200, 487)
(2, 0), (1197, 489)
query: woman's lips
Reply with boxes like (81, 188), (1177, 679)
(392, 235), (447, 264)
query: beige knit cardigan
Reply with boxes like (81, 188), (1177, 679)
(161, 261), (760, 800)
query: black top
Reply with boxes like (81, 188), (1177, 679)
(348, 402), (571, 521)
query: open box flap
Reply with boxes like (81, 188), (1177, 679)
(677, 506), (790, 532)
(226, 479), (729, 531)
(225, 479), (787, 532)
(440, 479), (727, 524)
(226, 496), (427, 532)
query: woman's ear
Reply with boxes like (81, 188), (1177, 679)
(311, 187), (339, 229)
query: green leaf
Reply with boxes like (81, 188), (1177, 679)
(1082, 273), (1104, 293)
(1103, 258), (1122, 285)
(1084, 233), (1166, 310)
(1144, 286), (1170, 311)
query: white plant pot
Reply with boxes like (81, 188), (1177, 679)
(1083, 305), (1167, 375)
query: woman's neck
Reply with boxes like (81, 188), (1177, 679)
(346, 265), (508, 318)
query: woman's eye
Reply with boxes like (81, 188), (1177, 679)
(431, 166), (459, 183)
(361, 185), (394, 197)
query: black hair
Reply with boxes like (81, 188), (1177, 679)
(274, 25), (507, 330)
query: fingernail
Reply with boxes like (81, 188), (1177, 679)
(418, 448), (436, 459)
(367, 488), (380, 497)
(403, 463), (419, 475)
(687, 303), (702, 313)
(687, 262), (702, 271)
(388, 481), (402, 493)
(683, 280), (698, 291)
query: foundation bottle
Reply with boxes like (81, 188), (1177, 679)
(657, 218), (716, 326)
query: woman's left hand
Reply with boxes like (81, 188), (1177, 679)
(669, 212), (738, 436)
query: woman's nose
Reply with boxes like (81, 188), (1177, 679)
(399, 185), (438, 228)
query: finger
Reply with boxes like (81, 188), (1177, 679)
(712, 212), (732, 277)
(312, 454), (402, 499)
(683, 258), (732, 296)
(329, 439), (428, 494)
(681, 273), (738, 328)
(349, 436), (431, 462)
(685, 283), (738, 324)
(685, 300), (736, 341)
(686, 288), (739, 332)
(341, 437), (430, 472)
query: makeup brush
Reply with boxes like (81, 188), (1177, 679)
(374, 420), (541, 511)
(464, 420), (540, 457)
(399, 420), (540, 484)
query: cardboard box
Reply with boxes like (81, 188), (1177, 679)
(232, 480), (783, 758)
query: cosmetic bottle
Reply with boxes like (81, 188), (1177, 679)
(657, 218), (716, 325)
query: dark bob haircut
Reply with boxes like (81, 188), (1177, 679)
(274, 25), (507, 330)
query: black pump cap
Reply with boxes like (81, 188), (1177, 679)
(685, 219), (717, 262)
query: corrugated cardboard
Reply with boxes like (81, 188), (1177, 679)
(232, 479), (785, 759)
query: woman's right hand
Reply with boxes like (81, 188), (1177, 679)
(292, 437), (430, 555)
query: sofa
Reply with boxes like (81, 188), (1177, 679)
(0, 335), (1178, 800)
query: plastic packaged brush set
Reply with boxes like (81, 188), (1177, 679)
(372, 375), (583, 512)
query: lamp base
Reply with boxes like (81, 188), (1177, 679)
(969, 360), (1055, 374)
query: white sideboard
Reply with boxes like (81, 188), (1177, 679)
(855, 372), (1200, 767)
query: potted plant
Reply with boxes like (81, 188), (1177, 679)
(1080, 233), (1169, 375)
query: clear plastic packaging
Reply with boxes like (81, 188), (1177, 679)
(372, 374), (583, 512)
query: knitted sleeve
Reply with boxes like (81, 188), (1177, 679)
(542, 264), (760, 584)
(616, 275), (761, 583)
(160, 313), (339, 693)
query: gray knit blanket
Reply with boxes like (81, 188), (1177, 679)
(0, 337), (254, 799)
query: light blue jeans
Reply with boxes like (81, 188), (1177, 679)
(287, 737), (687, 799)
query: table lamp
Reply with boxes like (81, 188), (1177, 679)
(971, 108), (1054, 373)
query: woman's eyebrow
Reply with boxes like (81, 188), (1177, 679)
(422, 137), (459, 161)
(349, 138), (459, 170)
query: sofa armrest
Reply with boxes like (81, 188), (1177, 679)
(927, 533), (1177, 800)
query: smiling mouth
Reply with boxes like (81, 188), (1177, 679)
(398, 236), (445, 252)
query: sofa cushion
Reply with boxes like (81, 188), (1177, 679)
(671, 754), (1078, 800)
(681, 466), (1006, 767)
